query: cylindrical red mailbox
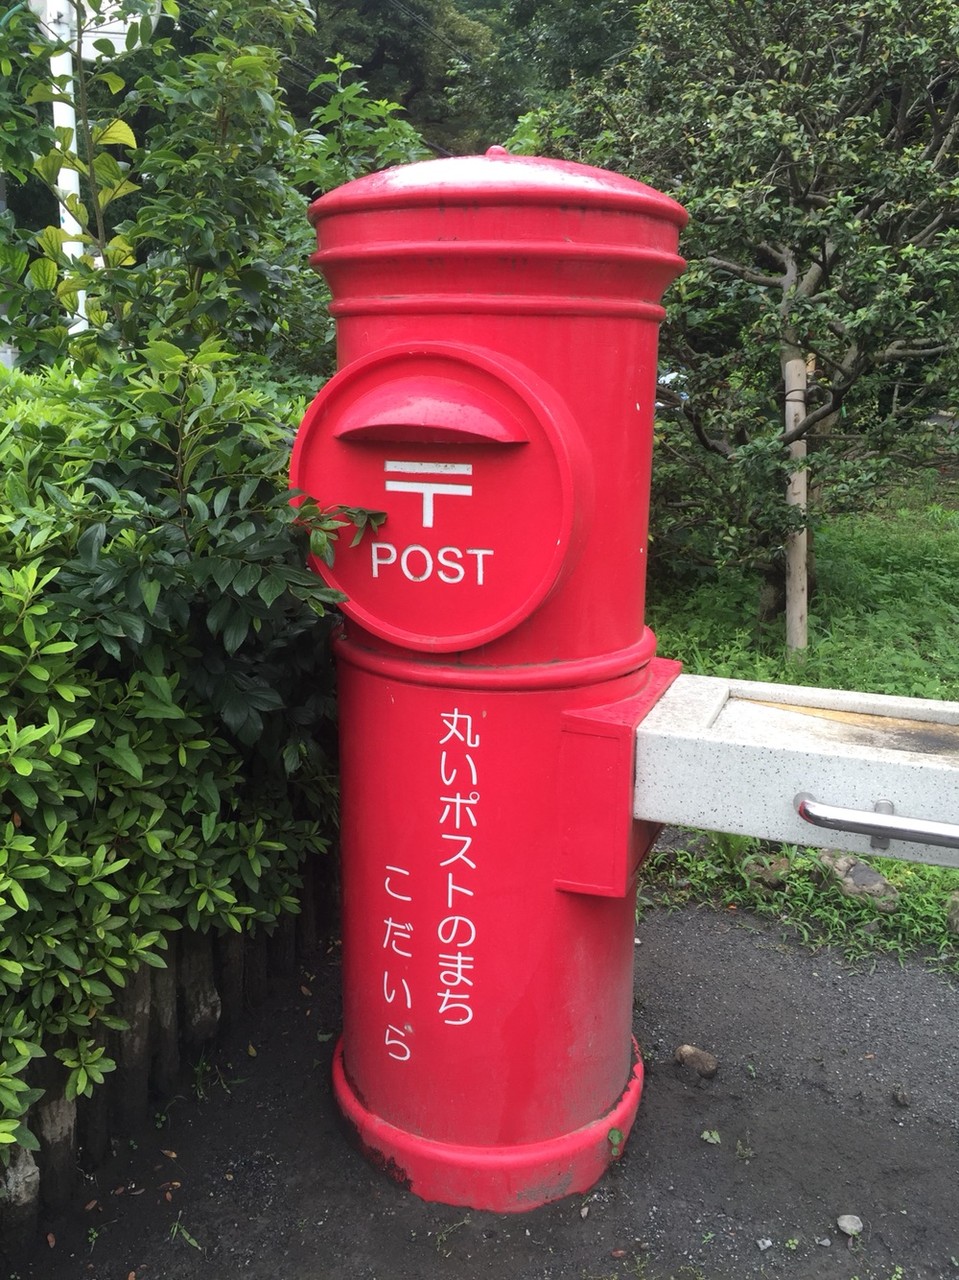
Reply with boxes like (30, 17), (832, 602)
(291, 149), (686, 1212)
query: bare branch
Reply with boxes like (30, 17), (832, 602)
(684, 403), (735, 458)
(703, 256), (785, 288)
(910, 210), (948, 247)
(933, 107), (959, 171)
(797, 238), (839, 298)
(781, 342), (862, 444)
(782, 393), (852, 445)
(880, 341), (953, 362)
(654, 384), (686, 410)
(921, 80), (959, 165)
(797, 191), (832, 209)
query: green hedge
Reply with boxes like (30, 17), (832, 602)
(0, 345), (342, 1153)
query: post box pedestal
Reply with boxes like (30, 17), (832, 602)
(333, 1038), (643, 1213)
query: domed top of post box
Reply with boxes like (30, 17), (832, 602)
(310, 147), (687, 223)
(307, 148), (688, 318)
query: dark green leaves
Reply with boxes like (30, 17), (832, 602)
(0, 348), (337, 1162)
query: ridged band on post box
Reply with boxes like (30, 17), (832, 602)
(291, 148), (687, 1212)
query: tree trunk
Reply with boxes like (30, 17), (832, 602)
(782, 341), (808, 654)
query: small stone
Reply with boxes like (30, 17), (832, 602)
(946, 891), (959, 937)
(756, 1238), (773, 1251)
(892, 1086), (910, 1108)
(674, 1044), (719, 1079)
(820, 853), (899, 912)
(837, 1214), (863, 1237)
(816, 1237), (832, 1247)
(745, 855), (790, 888)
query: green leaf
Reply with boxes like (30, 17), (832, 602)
(98, 179), (140, 210)
(9, 882), (29, 911)
(222, 612), (250, 655)
(77, 522), (107, 566)
(60, 719), (97, 741)
(95, 71), (126, 95)
(142, 340), (187, 371)
(99, 742), (144, 782)
(0, 246), (28, 281)
(141, 579), (161, 616)
(92, 151), (125, 186)
(63, 192), (89, 227)
(232, 563), (261, 596)
(13, 1122), (40, 1152)
(7, 776), (38, 809)
(35, 226), (70, 259)
(210, 559), (239, 592)
(27, 258), (58, 291)
(92, 120), (136, 148)
(32, 152), (63, 186)
(257, 574), (287, 607)
(53, 944), (81, 970)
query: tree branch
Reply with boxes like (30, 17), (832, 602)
(933, 105), (959, 171)
(681, 401), (735, 458)
(704, 255), (784, 288)
(797, 238), (838, 297)
(880, 340), (953, 362)
(758, 241), (787, 266)
(910, 210), (948, 247)
(781, 391), (852, 445)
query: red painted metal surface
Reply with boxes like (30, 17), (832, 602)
(290, 149), (686, 1211)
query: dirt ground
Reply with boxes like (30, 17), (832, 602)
(11, 903), (959, 1280)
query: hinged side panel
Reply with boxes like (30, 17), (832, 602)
(555, 658), (681, 896)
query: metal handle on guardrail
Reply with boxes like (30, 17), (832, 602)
(794, 793), (959, 851)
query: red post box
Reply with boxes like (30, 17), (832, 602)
(290, 148), (687, 1212)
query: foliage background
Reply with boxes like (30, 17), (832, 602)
(504, 0), (959, 597)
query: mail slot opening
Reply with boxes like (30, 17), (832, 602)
(331, 374), (531, 446)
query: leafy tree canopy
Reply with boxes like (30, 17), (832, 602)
(445, 0), (634, 149)
(298, 0), (495, 151)
(519, 0), (959, 587)
(0, 0), (425, 372)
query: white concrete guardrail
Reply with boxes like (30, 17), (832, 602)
(634, 676), (959, 868)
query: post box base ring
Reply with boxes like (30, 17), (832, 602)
(332, 1039), (644, 1213)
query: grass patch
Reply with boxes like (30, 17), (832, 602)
(644, 481), (959, 970)
(649, 496), (959, 699)
(641, 833), (959, 975)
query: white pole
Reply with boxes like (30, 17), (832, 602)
(43, 0), (88, 329)
(46, 4), (82, 257)
(0, 172), (16, 368)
